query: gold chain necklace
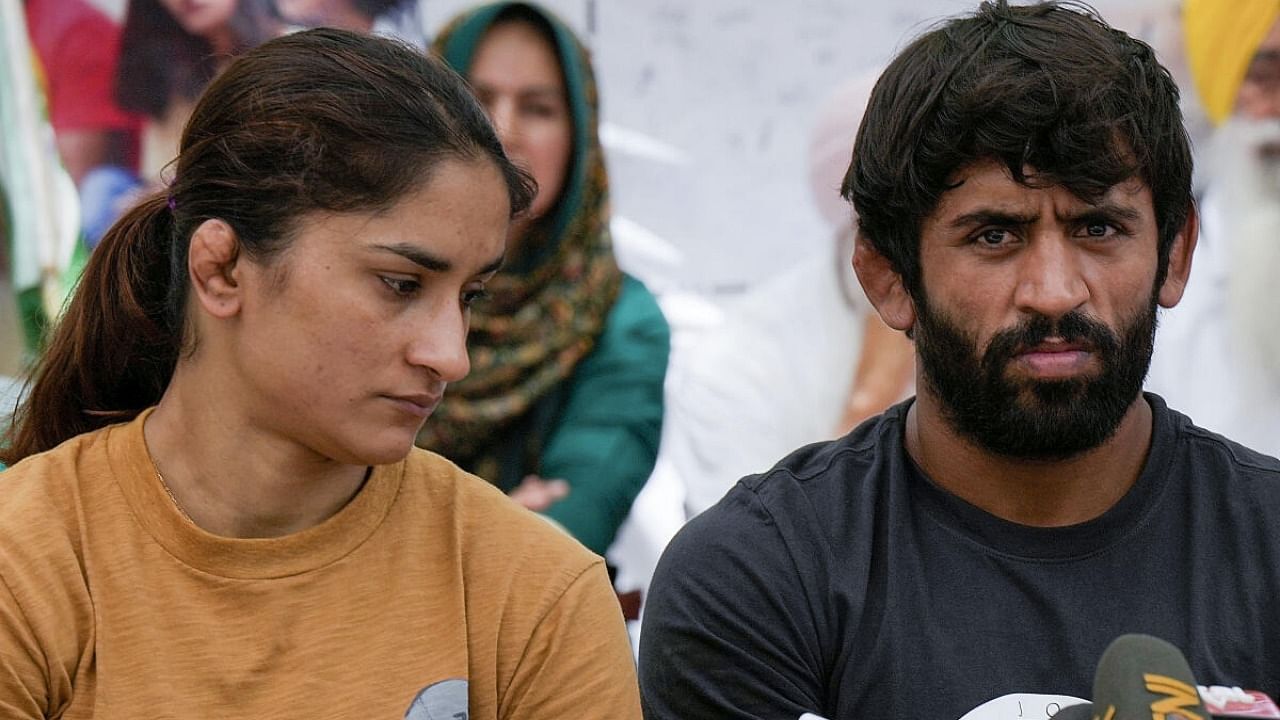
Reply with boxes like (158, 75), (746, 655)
(154, 469), (194, 523)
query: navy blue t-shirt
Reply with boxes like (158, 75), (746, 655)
(639, 394), (1280, 720)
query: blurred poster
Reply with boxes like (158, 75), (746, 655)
(273, 1), (428, 48)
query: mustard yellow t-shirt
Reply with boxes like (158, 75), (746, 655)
(0, 412), (641, 719)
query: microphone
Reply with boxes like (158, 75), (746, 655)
(1091, 633), (1208, 719)
(1202, 686), (1280, 718)
(1045, 635), (1280, 720)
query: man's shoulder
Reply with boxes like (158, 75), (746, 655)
(1160, 397), (1280, 478)
(736, 402), (908, 501)
(678, 403), (910, 555)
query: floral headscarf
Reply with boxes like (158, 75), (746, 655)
(417, 2), (622, 483)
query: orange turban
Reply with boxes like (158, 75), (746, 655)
(1184, 0), (1280, 124)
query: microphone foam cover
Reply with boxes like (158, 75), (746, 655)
(1093, 634), (1207, 720)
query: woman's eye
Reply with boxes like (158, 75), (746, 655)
(381, 277), (420, 297)
(462, 288), (490, 308)
(523, 101), (561, 119)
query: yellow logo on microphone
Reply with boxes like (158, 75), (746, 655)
(1144, 673), (1205, 720)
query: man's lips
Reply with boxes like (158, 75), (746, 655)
(1012, 340), (1095, 378)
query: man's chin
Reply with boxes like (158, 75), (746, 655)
(1004, 371), (1093, 404)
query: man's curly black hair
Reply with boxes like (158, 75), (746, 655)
(842, 0), (1193, 297)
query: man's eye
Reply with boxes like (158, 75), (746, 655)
(978, 228), (1010, 245)
(1082, 222), (1115, 238)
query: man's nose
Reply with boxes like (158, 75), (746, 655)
(1013, 235), (1089, 320)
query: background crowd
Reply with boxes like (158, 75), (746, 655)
(2, 0), (1279, 648)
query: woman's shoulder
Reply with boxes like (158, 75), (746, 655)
(0, 427), (113, 629)
(401, 448), (601, 573)
(0, 425), (117, 534)
(607, 274), (668, 334)
(590, 274), (670, 366)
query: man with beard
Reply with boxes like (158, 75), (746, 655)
(638, 2), (1280, 719)
(1145, 0), (1280, 458)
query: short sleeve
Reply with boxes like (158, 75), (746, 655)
(0, 575), (52, 718)
(639, 485), (828, 719)
(499, 561), (642, 719)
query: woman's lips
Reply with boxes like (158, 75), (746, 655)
(385, 393), (442, 419)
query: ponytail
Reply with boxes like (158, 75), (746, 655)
(0, 194), (182, 466)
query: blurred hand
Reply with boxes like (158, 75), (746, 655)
(509, 475), (570, 512)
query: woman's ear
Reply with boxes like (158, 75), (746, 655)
(852, 230), (916, 333)
(1157, 203), (1199, 309)
(187, 219), (244, 319)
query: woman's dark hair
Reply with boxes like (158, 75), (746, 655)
(115, 0), (278, 119)
(2, 28), (535, 465)
(842, 0), (1194, 298)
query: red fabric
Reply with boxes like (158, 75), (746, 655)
(24, 0), (141, 161)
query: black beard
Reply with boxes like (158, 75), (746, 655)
(913, 295), (1158, 461)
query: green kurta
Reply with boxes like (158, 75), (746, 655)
(542, 275), (669, 554)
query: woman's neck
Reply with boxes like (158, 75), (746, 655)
(144, 362), (369, 539)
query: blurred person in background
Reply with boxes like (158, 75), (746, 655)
(23, 0), (142, 252)
(424, 2), (670, 558)
(665, 72), (914, 516)
(0, 29), (639, 717)
(272, 0), (426, 47)
(23, 0), (142, 188)
(1146, 0), (1280, 458)
(116, 0), (280, 188)
(0, 225), (16, 467)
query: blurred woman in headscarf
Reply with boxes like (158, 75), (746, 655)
(422, 2), (670, 556)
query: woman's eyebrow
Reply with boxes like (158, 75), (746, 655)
(371, 243), (505, 276)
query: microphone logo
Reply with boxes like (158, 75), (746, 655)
(1144, 673), (1206, 720)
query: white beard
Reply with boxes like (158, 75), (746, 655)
(1201, 118), (1280, 387)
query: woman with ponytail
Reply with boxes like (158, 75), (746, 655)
(0, 28), (641, 719)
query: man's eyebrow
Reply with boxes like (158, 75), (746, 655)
(1058, 202), (1143, 225)
(371, 243), (505, 276)
(948, 209), (1039, 229)
(948, 201), (1144, 230)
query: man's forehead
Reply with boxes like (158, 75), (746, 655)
(1256, 17), (1280, 54)
(935, 161), (1153, 216)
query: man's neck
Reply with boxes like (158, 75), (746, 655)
(143, 361), (370, 539)
(904, 390), (1155, 527)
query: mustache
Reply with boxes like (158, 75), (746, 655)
(982, 311), (1120, 370)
